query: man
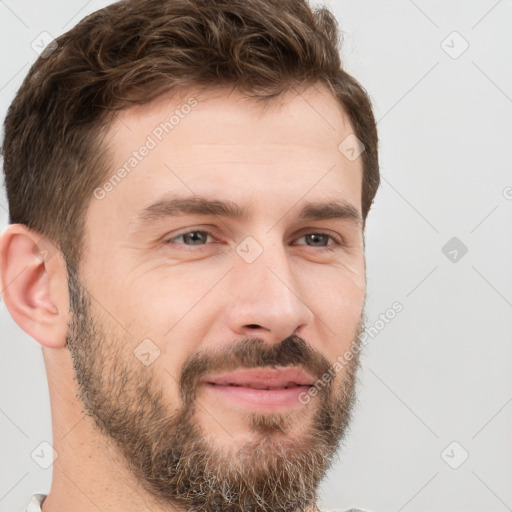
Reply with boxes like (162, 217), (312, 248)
(0, 0), (379, 511)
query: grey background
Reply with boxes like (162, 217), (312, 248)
(1, 1), (511, 511)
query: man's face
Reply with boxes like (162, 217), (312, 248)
(67, 84), (366, 512)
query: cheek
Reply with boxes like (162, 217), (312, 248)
(121, 272), (220, 368)
(300, 255), (365, 308)
(314, 282), (364, 329)
(302, 261), (365, 350)
(117, 267), (219, 332)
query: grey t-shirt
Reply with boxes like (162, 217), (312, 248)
(24, 493), (368, 511)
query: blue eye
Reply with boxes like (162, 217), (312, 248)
(165, 230), (342, 251)
(295, 233), (336, 248)
(168, 230), (213, 245)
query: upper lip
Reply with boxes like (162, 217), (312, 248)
(203, 367), (315, 389)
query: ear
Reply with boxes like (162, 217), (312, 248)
(0, 224), (69, 348)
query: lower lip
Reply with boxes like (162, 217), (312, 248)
(203, 383), (312, 411)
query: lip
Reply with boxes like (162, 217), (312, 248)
(201, 367), (315, 411)
(203, 367), (316, 388)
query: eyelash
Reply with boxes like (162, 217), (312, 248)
(164, 229), (345, 252)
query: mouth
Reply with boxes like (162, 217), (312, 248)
(208, 382), (307, 389)
(202, 367), (315, 411)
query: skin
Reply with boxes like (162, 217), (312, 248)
(0, 83), (366, 512)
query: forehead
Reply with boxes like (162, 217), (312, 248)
(108, 83), (354, 143)
(92, 84), (363, 227)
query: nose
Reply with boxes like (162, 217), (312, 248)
(224, 239), (314, 343)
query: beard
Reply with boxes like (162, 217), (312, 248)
(65, 265), (365, 512)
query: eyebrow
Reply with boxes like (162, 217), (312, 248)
(136, 196), (362, 227)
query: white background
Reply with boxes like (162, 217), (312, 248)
(1, 1), (511, 511)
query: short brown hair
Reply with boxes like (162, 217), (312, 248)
(2, 0), (379, 272)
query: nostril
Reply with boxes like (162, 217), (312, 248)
(246, 324), (262, 329)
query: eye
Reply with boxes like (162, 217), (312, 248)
(294, 232), (343, 251)
(164, 229), (343, 251)
(166, 230), (214, 246)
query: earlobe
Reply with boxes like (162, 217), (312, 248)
(0, 224), (68, 348)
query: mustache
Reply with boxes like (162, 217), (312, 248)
(179, 335), (333, 406)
